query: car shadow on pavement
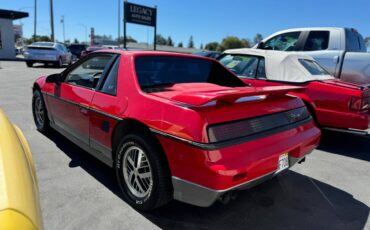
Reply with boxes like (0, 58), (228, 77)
(44, 130), (369, 230)
(318, 130), (370, 162)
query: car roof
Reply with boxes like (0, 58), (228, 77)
(223, 48), (334, 82)
(93, 49), (216, 61)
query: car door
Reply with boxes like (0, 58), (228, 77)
(89, 56), (128, 162)
(48, 53), (117, 145)
(298, 30), (343, 78)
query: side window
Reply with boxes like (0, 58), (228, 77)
(219, 54), (265, 79)
(65, 55), (115, 89)
(299, 59), (330, 75)
(304, 31), (329, 51)
(256, 58), (266, 79)
(100, 57), (120, 95)
(263, 32), (301, 51)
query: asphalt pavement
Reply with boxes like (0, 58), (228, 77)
(0, 61), (369, 230)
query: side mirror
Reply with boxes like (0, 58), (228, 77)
(46, 73), (61, 85)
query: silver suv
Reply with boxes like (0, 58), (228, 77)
(24, 42), (72, 68)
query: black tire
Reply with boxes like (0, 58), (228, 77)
(26, 61), (33, 67)
(115, 133), (172, 211)
(55, 57), (63, 68)
(32, 90), (50, 132)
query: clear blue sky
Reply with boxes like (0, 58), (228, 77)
(2, 0), (370, 47)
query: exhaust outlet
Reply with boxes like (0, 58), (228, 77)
(218, 191), (238, 205)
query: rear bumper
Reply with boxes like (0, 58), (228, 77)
(24, 56), (58, 62)
(156, 118), (321, 207)
(172, 156), (305, 207)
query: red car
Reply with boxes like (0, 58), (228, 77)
(32, 50), (320, 210)
(219, 49), (370, 133)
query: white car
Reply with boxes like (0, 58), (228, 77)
(24, 42), (72, 68)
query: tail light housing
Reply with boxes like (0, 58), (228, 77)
(350, 90), (370, 111)
(207, 107), (310, 143)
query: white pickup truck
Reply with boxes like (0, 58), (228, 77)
(255, 27), (370, 84)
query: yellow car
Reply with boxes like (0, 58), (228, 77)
(0, 110), (43, 230)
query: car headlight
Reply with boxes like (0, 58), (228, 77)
(207, 107), (310, 143)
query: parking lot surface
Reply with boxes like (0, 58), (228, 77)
(0, 61), (369, 230)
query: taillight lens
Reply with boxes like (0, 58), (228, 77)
(350, 91), (370, 111)
(350, 97), (370, 111)
(208, 107), (310, 143)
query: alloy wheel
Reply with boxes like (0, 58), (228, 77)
(122, 146), (153, 198)
(34, 96), (44, 127)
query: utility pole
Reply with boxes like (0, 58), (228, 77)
(50, 0), (55, 42)
(34, 0), (37, 41)
(118, 0), (120, 46)
(61, 16), (65, 43)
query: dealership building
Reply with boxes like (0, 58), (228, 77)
(0, 9), (28, 59)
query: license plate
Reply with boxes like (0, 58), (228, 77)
(276, 153), (289, 173)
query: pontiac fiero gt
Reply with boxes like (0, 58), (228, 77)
(32, 50), (320, 210)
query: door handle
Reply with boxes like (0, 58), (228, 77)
(79, 104), (89, 115)
(80, 107), (88, 115)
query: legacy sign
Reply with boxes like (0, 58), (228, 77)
(124, 2), (156, 27)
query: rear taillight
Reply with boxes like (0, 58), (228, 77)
(207, 107), (310, 143)
(350, 90), (370, 111)
(350, 97), (370, 111)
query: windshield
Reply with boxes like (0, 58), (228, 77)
(134, 56), (245, 91)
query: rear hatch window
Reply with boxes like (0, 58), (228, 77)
(134, 56), (246, 91)
(345, 28), (367, 52)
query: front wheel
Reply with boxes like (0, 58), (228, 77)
(32, 90), (50, 132)
(115, 133), (172, 211)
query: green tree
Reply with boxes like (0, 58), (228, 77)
(73, 38), (79, 44)
(205, 42), (219, 51)
(167, 36), (174, 46)
(177, 42), (183, 48)
(253, 33), (263, 45)
(156, 34), (167, 45)
(219, 36), (246, 51)
(188, 35), (194, 48)
(118, 36), (137, 44)
(241, 38), (252, 48)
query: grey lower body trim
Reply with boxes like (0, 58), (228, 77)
(50, 122), (113, 167)
(172, 156), (306, 207)
(323, 127), (369, 136)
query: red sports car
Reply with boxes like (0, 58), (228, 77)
(219, 49), (370, 133)
(32, 50), (320, 210)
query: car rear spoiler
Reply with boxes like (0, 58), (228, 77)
(173, 86), (304, 107)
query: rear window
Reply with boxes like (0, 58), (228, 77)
(304, 31), (329, 51)
(299, 59), (330, 75)
(345, 29), (366, 52)
(134, 56), (245, 90)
